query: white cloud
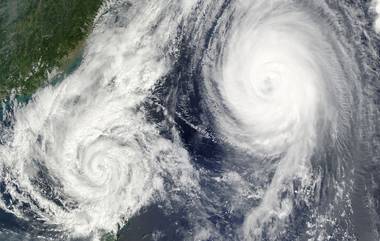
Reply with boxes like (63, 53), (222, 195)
(373, 0), (380, 33)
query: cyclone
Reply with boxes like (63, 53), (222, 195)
(0, 1), (198, 239)
(202, 1), (359, 239)
(0, 0), (380, 241)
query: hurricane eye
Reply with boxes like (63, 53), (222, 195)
(251, 64), (283, 99)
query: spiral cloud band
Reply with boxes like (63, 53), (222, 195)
(0, 0), (379, 240)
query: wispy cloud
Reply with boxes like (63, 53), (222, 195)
(373, 0), (380, 33)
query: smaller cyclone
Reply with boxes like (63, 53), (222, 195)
(0, 0), (199, 237)
(0, 90), (194, 238)
(42, 118), (162, 235)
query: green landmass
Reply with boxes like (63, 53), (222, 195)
(0, 0), (103, 100)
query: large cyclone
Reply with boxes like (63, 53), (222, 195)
(202, 1), (359, 239)
(0, 0), (380, 241)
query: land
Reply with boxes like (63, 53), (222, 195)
(0, 0), (103, 100)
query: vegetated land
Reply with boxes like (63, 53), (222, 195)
(0, 0), (103, 100)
